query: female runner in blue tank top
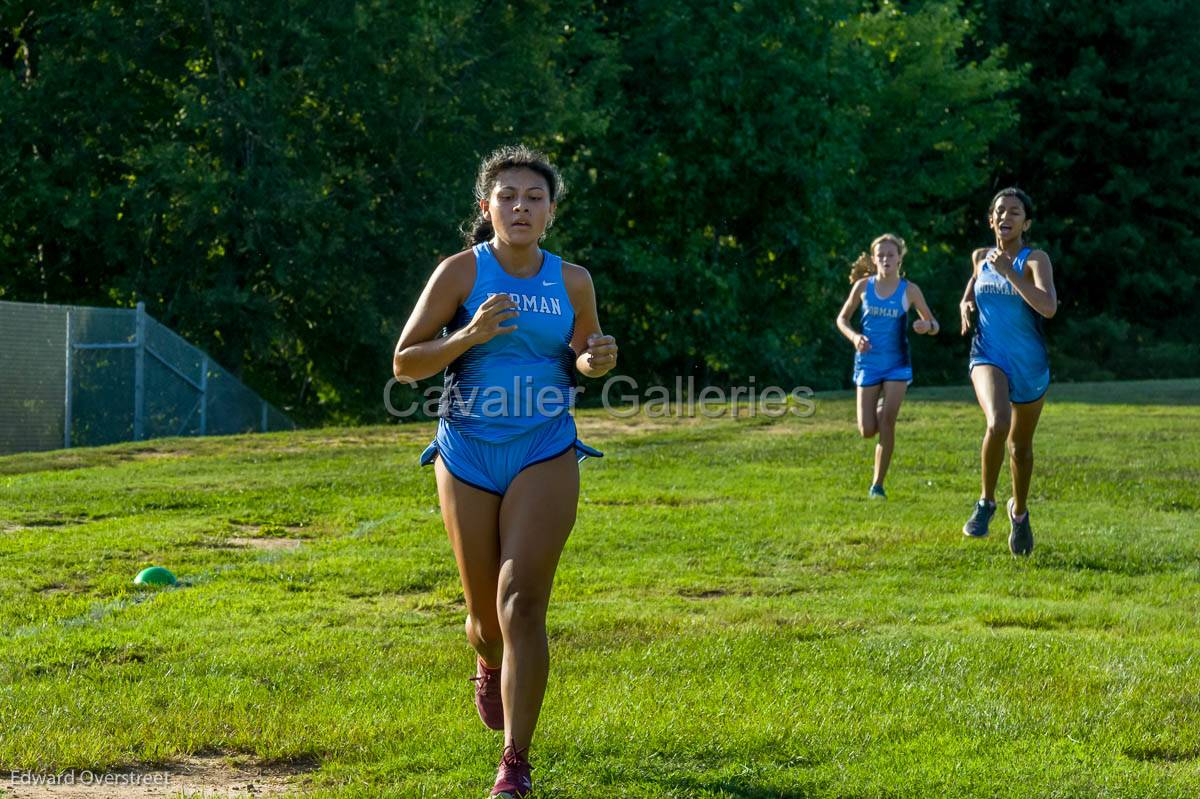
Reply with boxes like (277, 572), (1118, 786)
(959, 188), (1057, 555)
(393, 146), (617, 798)
(836, 233), (939, 499)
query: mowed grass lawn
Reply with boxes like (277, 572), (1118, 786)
(1, 380), (1198, 798)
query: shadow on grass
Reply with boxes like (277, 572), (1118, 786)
(1123, 743), (1200, 763)
(1037, 546), (1200, 576)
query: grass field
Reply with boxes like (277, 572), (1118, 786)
(2, 379), (1198, 798)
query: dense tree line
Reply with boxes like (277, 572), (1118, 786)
(2, 1), (1194, 423)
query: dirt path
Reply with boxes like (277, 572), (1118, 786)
(4, 754), (310, 798)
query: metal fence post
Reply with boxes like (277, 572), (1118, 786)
(199, 355), (209, 436)
(134, 302), (146, 440)
(64, 310), (73, 449)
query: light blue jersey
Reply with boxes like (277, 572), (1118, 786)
(441, 243), (577, 442)
(853, 277), (913, 387)
(969, 247), (1050, 403)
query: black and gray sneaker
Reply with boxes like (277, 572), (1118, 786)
(1007, 497), (1034, 556)
(962, 499), (996, 538)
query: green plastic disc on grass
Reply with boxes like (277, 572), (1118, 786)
(134, 566), (177, 587)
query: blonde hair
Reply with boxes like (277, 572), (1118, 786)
(848, 253), (873, 284)
(847, 233), (908, 283)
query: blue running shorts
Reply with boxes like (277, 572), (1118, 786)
(969, 355), (1049, 404)
(853, 364), (913, 388)
(419, 414), (603, 496)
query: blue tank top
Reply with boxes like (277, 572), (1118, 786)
(855, 277), (910, 372)
(441, 243), (577, 442)
(971, 247), (1047, 366)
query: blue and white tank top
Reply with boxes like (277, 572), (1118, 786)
(440, 243), (577, 442)
(971, 247), (1047, 366)
(855, 277), (911, 372)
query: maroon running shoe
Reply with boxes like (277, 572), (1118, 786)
(470, 657), (504, 731)
(490, 745), (532, 798)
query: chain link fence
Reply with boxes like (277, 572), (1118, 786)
(0, 300), (294, 456)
